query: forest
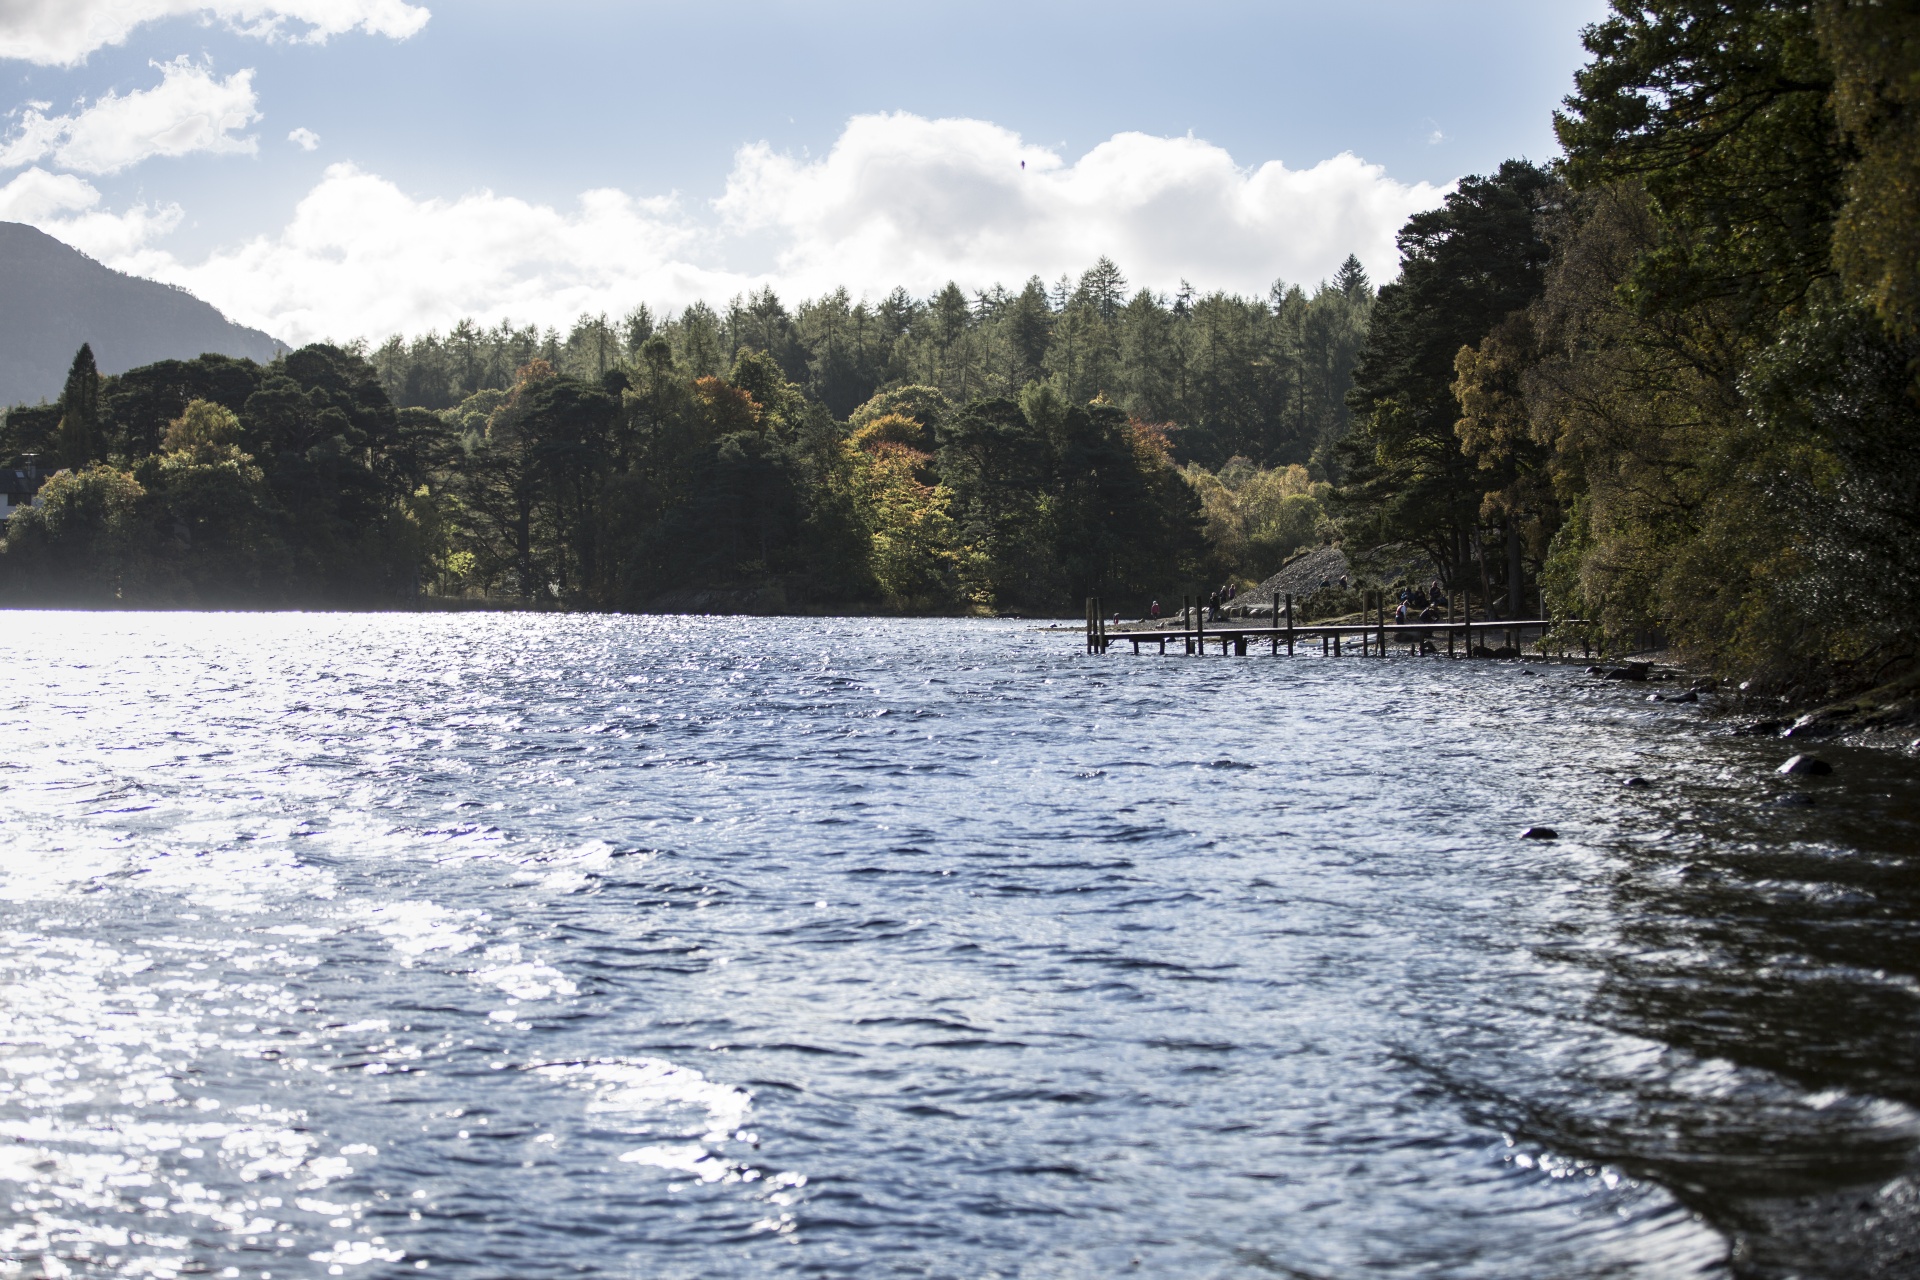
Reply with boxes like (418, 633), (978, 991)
(1337, 0), (1920, 692)
(2, 0), (1914, 694)
(0, 258), (1369, 614)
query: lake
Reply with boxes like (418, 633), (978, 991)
(3, 614), (1916, 1279)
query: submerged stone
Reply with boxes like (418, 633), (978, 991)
(1778, 755), (1833, 776)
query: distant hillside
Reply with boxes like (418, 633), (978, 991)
(0, 222), (284, 407)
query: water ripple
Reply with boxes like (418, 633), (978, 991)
(2, 613), (1917, 1277)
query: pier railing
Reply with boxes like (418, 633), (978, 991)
(1085, 589), (1597, 661)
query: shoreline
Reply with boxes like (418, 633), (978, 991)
(10, 599), (1915, 758)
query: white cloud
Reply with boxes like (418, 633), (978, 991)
(718, 113), (1445, 301)
(135, 162), (752, 344)
(1, 57), (258, 174)
(15, 113), (1449, 345)
(0, 0), (430, 66)
(288, 125), (319, 150)
(0, 166), (182, 260)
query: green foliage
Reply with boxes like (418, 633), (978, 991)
(56, 344), (102, 471)
(1558, 0), (1843, 331)
(5, 256), (1358, 615)
(0, 465), (148, 599)
(1329, 0), (1920, 690)
(1818, 0), (1920, 337)
(1337, 160), (1558, 593)
(367, 261), (1374, 476)
(101, 354), (260, 457)
(1540, 0), (1920, 685)
(1182, 459), (1332, 583)
(2, 342), (427, 606)
(162, 399), (244, 458)
(0, 403), (61, 459)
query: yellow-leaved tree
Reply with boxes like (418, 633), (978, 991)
(846, 413), (958, 607)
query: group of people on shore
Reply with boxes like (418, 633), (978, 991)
(1392, 580), (1450, 625)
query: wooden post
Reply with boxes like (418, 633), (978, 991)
(1195, 591), (1205, 656)
(1285, 593), (1295, 655)
(1361, 593), (1369, 657)
(1334, 630), (1341, 657)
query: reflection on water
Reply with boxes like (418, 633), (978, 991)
(0, 613), (1914, 1278)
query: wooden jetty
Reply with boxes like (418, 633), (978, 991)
(1084, 590), (1593, 660)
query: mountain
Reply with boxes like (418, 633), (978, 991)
(0, 222), (285, 408)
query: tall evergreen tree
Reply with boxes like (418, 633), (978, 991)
(1337, 160), (1558, 590)
(56, 344), (102, 470)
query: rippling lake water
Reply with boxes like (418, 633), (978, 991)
(4, 614), (1919, 1279)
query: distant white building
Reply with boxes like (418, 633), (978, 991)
(1, 458), (49, 520)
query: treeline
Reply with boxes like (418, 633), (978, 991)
(0, 258), (1369, 611)
(0, 344), (442, 603)
(1336, 0), (1920, 691)
(367, 256), (1374, 472)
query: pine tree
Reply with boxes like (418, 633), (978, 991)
(1077, 257), (1128, 320)
(55, 343), (101, 470)
(1333, 254), (1371, 299)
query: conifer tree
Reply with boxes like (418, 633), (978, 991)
(56, 343), (101, 470)
(1333, 255), (1371, 299)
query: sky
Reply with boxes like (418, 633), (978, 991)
(0, 0), (1614, 345)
